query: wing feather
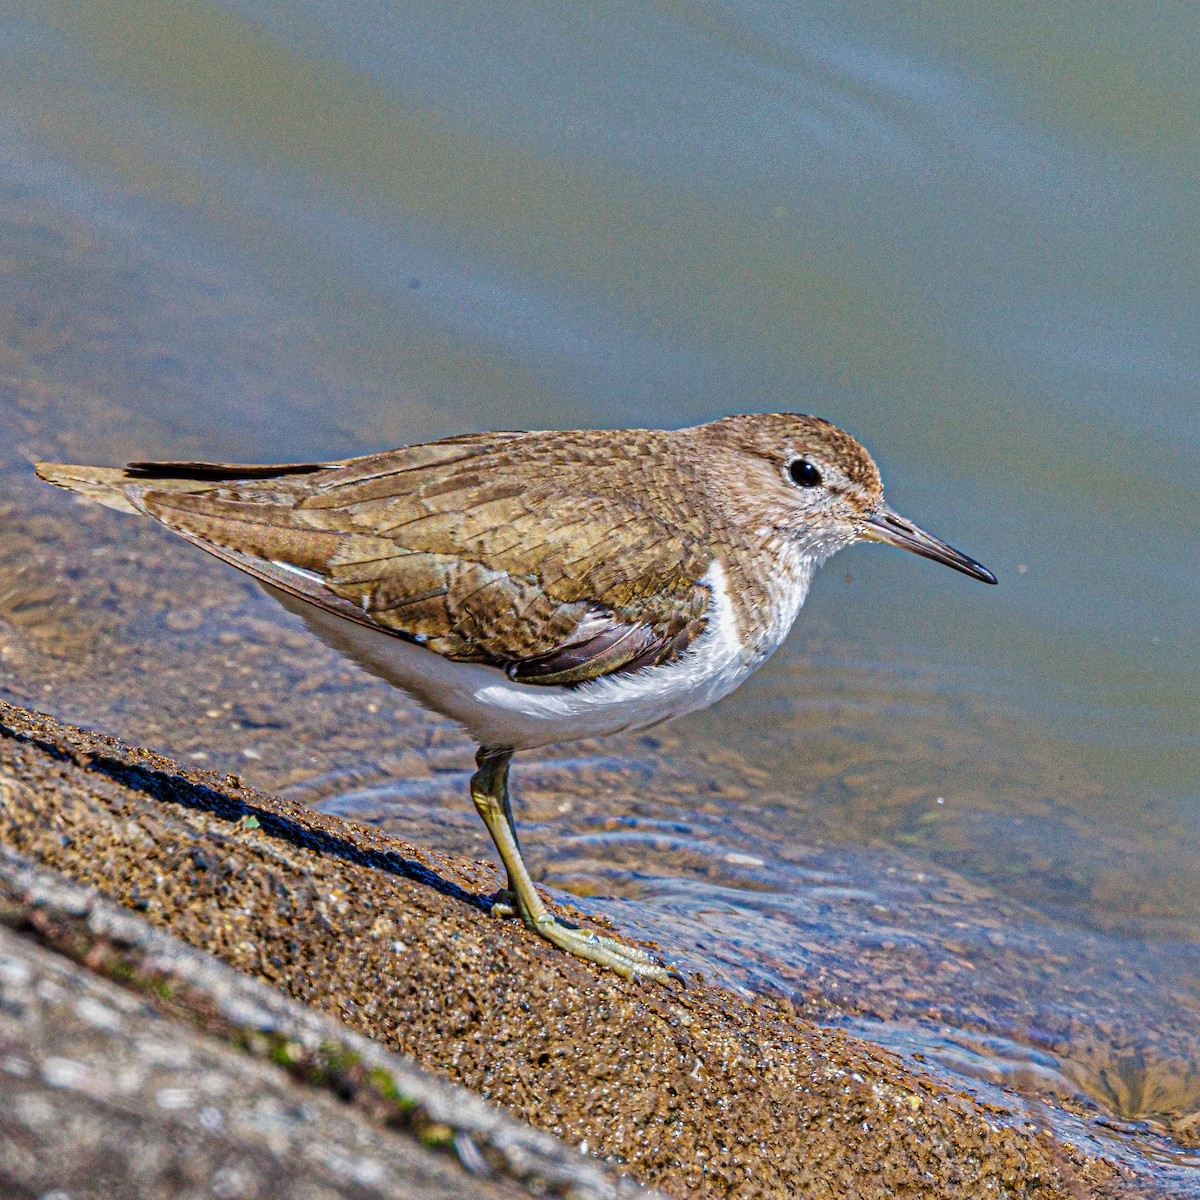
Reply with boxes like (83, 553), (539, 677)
(87, 429), (715, 685)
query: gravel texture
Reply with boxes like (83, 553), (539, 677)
(0, 699), (1146, 1198)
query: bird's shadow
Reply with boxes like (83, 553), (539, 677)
(3, 721), (492, 915)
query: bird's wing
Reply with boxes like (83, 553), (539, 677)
(119, 430), (713, 686)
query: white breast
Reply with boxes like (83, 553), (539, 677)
(267, 556), (813, 751)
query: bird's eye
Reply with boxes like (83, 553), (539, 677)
(788, 458), (823, 488)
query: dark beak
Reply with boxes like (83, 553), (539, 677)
(859, 507), (997, 584)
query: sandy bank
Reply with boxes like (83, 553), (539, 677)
(0, 700), (1138, 1198)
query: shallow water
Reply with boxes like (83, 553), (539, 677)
(1, 2), (1197, 1189)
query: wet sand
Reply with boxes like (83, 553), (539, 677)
(0, 699), (1144, 1198)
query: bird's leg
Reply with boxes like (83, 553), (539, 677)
(469, 746), (678, 983)
(487, 765), (523, 919)
(470, 747), (542, 922)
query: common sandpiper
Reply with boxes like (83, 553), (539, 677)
(37, 413), (996, 982)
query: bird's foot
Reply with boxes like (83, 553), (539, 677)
(527, 912), (682, 983)
(489, 888), (676, 980)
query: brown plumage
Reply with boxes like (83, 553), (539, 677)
(37, 415), (880, 687)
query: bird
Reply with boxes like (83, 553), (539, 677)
(36, 413), (995, 982)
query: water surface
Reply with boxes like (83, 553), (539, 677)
(1, 2), (1197, 1189)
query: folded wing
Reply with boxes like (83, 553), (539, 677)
(37, 430), (711, 687)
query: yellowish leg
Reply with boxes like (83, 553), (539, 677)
(470, 747), (678, 983)
(487, 766), (523, 919)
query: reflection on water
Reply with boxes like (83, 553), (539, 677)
(1, 1), (1197, 1189)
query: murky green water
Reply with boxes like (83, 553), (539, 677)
(1, 2), (1197, 1188)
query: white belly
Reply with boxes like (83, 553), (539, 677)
(267, 560), (807, 751)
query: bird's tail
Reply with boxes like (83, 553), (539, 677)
(34, 463), (146, 514)
(33, 459), (329, 515)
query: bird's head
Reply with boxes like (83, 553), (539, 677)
(697, 412), (996, 584)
